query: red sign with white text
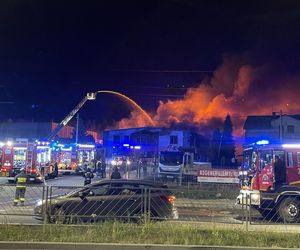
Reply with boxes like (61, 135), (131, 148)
(197, 169), (239, 183)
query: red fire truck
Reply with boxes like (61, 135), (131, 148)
(55, 143), (95, 174)
(236, 140), (300, 223)
(0, 140), (44, 183)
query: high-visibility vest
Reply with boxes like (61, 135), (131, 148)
(16, 173), (28, 188)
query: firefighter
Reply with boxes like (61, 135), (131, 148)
(13, 168), (28, 206)
(274, 155), (286, 190)
(83, 167), (94, 185)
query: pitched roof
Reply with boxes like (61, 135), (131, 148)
(244, 114), (300, 130)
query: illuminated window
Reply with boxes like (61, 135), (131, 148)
(287, 152), (294, 167)
(297, 152), (300, 167)
(287, 125), (295, 134)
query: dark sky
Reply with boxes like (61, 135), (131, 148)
(1, 0), (300, 128)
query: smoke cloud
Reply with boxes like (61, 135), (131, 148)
(114, 53), (300, 143)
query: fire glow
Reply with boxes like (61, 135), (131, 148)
(115, 55), (300, 140)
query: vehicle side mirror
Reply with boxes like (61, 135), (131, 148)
(78, 192), (85, 199)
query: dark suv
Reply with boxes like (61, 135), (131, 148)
(34, 179), (178, 223)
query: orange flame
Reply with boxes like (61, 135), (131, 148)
(115, 55), (300, 140)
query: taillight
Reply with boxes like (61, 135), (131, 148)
(161, 195), (176, 204)
(31, 168), (37, 174)
(167, 195), (176, 203)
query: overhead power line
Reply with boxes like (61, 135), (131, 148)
(113, 69), (213, 73)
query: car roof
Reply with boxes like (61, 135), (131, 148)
(88, 179), (167, 188)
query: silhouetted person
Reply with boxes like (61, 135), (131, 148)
(84, 167), (94, 185)
(100, 160), (106, 178)
(274, 155), (286, 190)
(110, 167), (121, 179)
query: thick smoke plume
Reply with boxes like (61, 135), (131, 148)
(114, 54), (300, 142)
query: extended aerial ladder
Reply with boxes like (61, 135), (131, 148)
(45, 92), (97, 140)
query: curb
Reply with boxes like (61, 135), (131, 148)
(0, 242), (298, 250)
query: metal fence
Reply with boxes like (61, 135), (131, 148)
(2, 182), (300, 227)
(0, 183), (246, 225)
(248, 192), (300, 225)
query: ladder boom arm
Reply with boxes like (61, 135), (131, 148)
(45, 92), (96, 140)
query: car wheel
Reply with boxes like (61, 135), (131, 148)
(278, 197), (300, 223)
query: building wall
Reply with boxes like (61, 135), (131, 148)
(272, 116), (300, 142)
(103, 128), (159, 159)
(244, 115), (300, 144)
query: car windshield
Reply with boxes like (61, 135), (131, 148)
(65, 186), (89, 197)
(159, 151), (183, 166)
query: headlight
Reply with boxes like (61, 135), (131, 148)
(111, 160), (117, 166)
(243, 171), (248, 175)
(126, 160), (131, 165)
(36, 199), (43, 207)
(250, 193), (260, 205)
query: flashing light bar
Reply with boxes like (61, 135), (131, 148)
(77, 144), (95, 149)
(134, 146), (141, 149)
(61, 147), (72, 151)
(57, 144), (65, 147)
(123, 144), (130, 147)
(37, 146), (50, 149)
(256, 140), (269, 145)
(282, 144), (300, 149)
(14, 147), (27, 150)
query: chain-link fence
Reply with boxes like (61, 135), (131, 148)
(2, 182), (300, 227)
(248, 192), (300, 224)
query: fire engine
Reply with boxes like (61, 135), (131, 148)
(52, 143), (95, 174)
(158, 149), (211, 184)
(0, 140), (44, 183)
(236, 140), (300, 223)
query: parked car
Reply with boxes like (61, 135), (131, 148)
(34, 179), (178, 223)
(8, 167), (44, 184)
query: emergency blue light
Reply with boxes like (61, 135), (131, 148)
(134, 146), (141, 149)
(123, 144), (130, 147)
(256, 140), (269, 145)
(282, 144), (300, 148)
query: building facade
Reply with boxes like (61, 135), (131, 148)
(103, 127), (209, 163)
(244, 113), (300, 144)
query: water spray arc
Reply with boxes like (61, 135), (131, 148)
(45, 90), (154, 140)
(96, 90), (155, 126)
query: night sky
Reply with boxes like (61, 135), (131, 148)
(1, 0), (300, 131)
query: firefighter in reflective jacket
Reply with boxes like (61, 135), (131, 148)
(13, 168), (28, 206)
(84, 167), (94, 185)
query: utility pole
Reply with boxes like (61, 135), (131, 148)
(279, 110), (283, 143)
(75, 113), (79, 144)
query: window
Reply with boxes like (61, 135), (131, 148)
(124, 135), (129, 142)
(170, 135), (178, 144)
(297, 152), (300, 167)
(113, 135), (120, 143)
(259, 150), (272, 169)
(287, 125), (295, 134)
(287, 152), (294, 167)
(89, 184), (110, 196)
